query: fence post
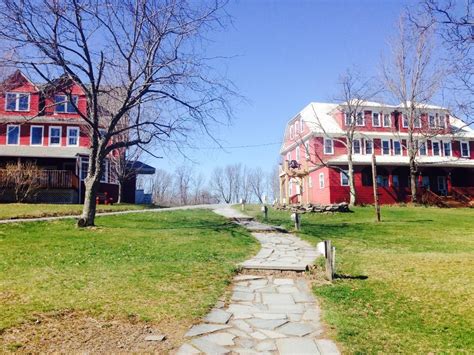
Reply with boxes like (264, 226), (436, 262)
(325, 240), (334, 281)
(261, 205), (268, 220)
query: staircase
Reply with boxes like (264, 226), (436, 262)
(420, 188), (473, 208)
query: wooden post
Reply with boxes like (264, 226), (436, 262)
(291, 212), (301, 230)
(371, 152), (381, 222)
(261, 205), (268, 220)
(325, 240), (334, 281)
(332, 246), (336, 275)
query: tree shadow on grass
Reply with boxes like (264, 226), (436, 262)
(335, 274), (369, 280)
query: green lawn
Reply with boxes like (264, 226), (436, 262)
(244, 205), (474, 353)
(0, 203), (155, 220)
(0, 209), (258, 350)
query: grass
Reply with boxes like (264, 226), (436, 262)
(0, 203), (155, 220)
(0, 209), (258, 334)
(244, 205), (474, 353)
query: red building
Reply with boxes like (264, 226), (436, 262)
(0, 70), (154, 203)
(279, 102), (474, 206)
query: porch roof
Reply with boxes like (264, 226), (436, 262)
(327, 154), (474, 168)
(0, 145), (90, 159)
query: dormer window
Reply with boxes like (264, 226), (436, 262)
(55, 95), (78, 113)
(372, 112), (380, 127)
(429, 114), (436, 128)
(383, 113), (391, 127)
(402, 114), (409, 128)
(6, 92), (30, 112)
(344, 112), (353, 126)
(414, 116), (421, 128)
(356, 112), (365, 126)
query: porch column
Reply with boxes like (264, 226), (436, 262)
(387, 168), (393, 188)
(447, 171), (452, 195)
(284, 174), (289, 205)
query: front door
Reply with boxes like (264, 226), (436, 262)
(437, 176), (447, 196)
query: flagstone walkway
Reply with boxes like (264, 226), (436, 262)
(176, 206), (339, 354)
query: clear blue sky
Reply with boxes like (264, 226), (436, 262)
(155, 0), (411, 176)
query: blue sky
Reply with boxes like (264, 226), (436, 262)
(154, 0), (411, 176)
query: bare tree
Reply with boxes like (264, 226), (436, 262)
(109, 145), (143, 204)
(249, 167), (266, 203)
(381, 16), (445, 202)
(174, 165), (194, 206)
(414, 0), (473, 120)
(0, 162), (42, 202)
(151, 168), (173, 206)
(240, 166), (253, 203)
(210, 163), (242, 203)
(299, 70), (379, 206)
(0, 0), (233, 226)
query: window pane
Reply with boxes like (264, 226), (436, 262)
(68, 128), (78, 145)
(394, 141), (401, 155)
(18, 94), (29, 111)
(461, 142), (469, 157)
(353, 140), (361, 154)
(7, 126), (19, 144)
(419, 142), (427, 155)
(372, 113), (379, 126)
(31, 127), (43, 145)
(383, 114), (390, 127)
(50, 127), (61, 145)
(6, 93), (17, 110)
(433, 142), (440, 155)
(55, 95), (65, 112)
(67, 96), (78, 113)
(443, 142), (451, 156)
(324, 139), (332, 154)
(365, 140), (373, 154)
(382, 141), (390, 154)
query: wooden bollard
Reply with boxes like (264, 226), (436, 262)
(324, 240), (335, 281)
(261, 205), (268, 220)
(291, 212), (301, 230)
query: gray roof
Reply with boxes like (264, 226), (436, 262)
(0, 145), (90, 159)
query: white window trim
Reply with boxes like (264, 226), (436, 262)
(432, 140), (441, 156)
(286, 152), (291, 161)
(382, 139), (391, 155)
(6, 124), (20, 146)
(5, 92), (31, 112)
(352, 138), (362, 155)
(442, 141), (452, 157)
(383, 113), (391, 127)
(295, 145), (300, 161)
(67, 126), (80, 147)
(101, 159), (109, 183)
(372, 112), (381, 127)
(365, 139), (373, 155)
(340, 170), (349, 186)
(393, 140), (402, 156)
(319, 172), (325, 189)
(30, 125), (44, 146)
(324, 138), (334, 155)
(344, 112), (353, 126)
(54, 94), (78, 114)
(418, 140), (427, 156)
(49, 126), (62, 146)
(308, 176), (312, 188)
(356, 112), (365, 126)
(402, 114), (409, 128)
(460, 141), (470, 158)
(289, 126), (294, 140)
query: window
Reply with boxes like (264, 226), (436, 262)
(383, 113), (391, 127)
(319, 172), (325, 189)
(286, 152), (291, 161)
(356, 112), (365, 126)
(295, 146), (300, 161)
(418, 141), (427, 156)
(55, 95), (78, 113)
(7, 125), (20, 145)
(438, 114), (446, 128)
(393, 141), (402, 155)
(365, 139), (373, 154)
(429, 114), (436, 128)
(352, 139), (361, 154)
(324, 138), (334, 154)
(308, 176), (313, 188)
(382, 140), (390, 155)
(443, 141), (452, 157)
(414, 116), (421, 128)
(376, 175), (389, 187)
(30, 126), (43, 146)
(372, 112), (380, 127)
(6, 92), (30, 112)
(432, 141), (441, 156)
(80, 158), (89, 180)
(460, 141), (470, 158)
(392, 175), (399, 188)
(344, 112), (353, 126)
(101, 160), (109, 183)
(340, 170), (349, 186)
(289, 126), (294, 139)
(49, 126), (62, 146)
(295, 121), (300, 134)
(402, 114), (408, 128)
(67, 127), (79, 146)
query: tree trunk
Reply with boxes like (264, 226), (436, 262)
(117, 180), (123, 204)
(78, 174), (101, 227)
(410, 157), (418, 203)
(348, 154), (356, 207)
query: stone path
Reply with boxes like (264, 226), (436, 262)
(177, 206), (340, 354)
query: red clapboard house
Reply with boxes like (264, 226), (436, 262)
(279, 102), (474, 207)
(0, 70), (154, 203)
